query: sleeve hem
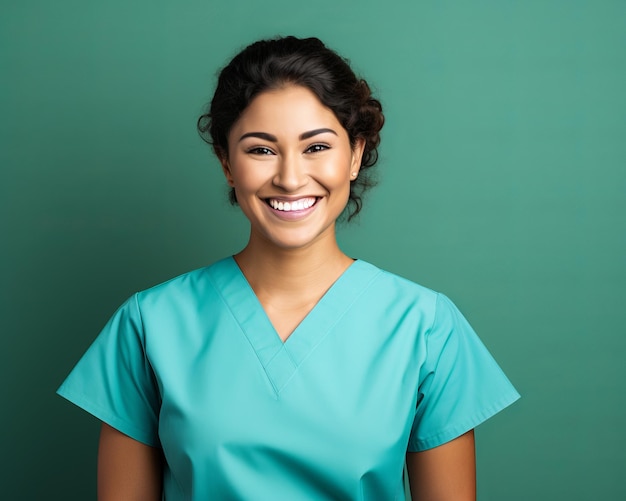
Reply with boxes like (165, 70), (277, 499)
(407, 390), (520, 452)
(56, 386), (161, 448)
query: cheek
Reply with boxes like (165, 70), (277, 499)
(230, 161), (267, 192)
(319, 156), (353, 189)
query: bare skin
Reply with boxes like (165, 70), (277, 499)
(97, 423), (162, 501)
(406, 430), (476, 501)
(234, 229), (354, 342)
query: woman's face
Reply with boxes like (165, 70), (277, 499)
(222, 85), (364, 251)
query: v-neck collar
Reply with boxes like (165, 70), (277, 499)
(207, 256), (381, 395)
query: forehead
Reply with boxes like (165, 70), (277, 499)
(230, 85), (346, 138)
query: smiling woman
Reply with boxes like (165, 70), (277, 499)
(57, 36), (519, 500)
(223, 85), (364, 251)
(199, 36), (383, 220)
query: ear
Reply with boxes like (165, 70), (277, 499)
(350, 138), (366, 178)
(219, 155), (235, 187)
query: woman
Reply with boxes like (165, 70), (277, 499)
(58, 36), (519, 500)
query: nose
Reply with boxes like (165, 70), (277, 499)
(272, 152), (308, 192)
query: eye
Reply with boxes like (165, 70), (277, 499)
(247, 146), (275, 155)
(305, 143), (330, 154)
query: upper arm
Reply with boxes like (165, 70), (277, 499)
(98, 423), (163, 501)
(406, 429), (476, 501)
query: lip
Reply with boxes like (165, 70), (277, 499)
(263, 196), (321, 221)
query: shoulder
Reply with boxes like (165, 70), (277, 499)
(356, 261), (474, 336)
(354, 260), (451, 328)
(133, 257), (234, 310)
(360, 260), (439, 304)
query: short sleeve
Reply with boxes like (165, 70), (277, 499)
(57, 294), (161, 447)
(407, 293), (520, 452)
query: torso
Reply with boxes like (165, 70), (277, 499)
(150, 257), (418, 499)
(59, 256), (520, 499)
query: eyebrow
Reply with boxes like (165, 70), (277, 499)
(238, 128), (338, 143)
(299, 128), (338, 140)
(238, 131), (277, 142)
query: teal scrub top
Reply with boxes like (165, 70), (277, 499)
(57, 257), (520, 500)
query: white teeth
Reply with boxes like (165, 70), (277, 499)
(269, 197), (316, 212)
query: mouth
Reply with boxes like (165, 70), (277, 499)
(265, 197), (319, 212)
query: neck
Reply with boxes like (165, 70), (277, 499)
(234, 231), (353, 296)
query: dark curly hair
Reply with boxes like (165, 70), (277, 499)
(197, 36), (384, 220)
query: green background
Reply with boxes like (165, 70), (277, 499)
(2, 1), (625, 499)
